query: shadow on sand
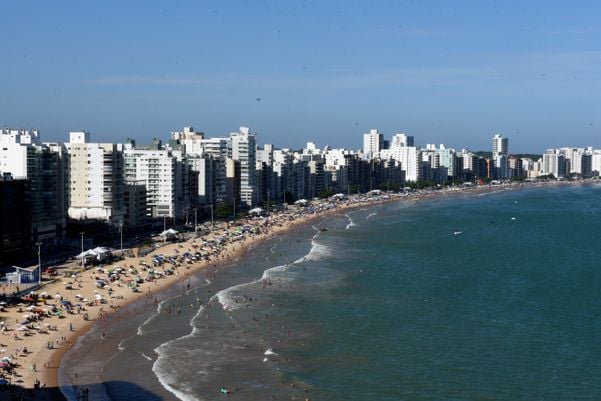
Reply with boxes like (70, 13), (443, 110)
(2, 380), (164, 401)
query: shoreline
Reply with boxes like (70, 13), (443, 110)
(0, 179), (589, 400)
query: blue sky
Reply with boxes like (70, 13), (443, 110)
(2, 1), (601, 152)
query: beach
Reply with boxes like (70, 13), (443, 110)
(0, 180), (578, 400)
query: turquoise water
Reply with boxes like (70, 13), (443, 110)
(288, 184), (601, 400)
(61, 183), (601, 401)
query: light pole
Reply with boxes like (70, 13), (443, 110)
(194, 208), (198, 235)
(210, 204), (214, 231)
(163, 215), (167, 244)
(80, 232), (85, 269)
(119, 220), (124, 256)
(37, 242), (42, 285)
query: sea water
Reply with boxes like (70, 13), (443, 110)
(60, 183), (601, 400)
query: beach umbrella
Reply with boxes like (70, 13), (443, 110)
(95, 294), (103, 300)
(0, 302), (6, 306)
(0, 379), (9, 385)
(54, 294), (62, 299)
(16, 326), (28, 331)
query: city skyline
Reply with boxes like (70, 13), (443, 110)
(3, 2), (601, 152)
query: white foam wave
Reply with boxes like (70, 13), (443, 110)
(152, 226), (333, 400)
(366, 212), (377, 220)
(152, 355), (203, 401)
(137, 298), (169, 336)
(345, 213), (358, 229)
(212, 234), (332, 312)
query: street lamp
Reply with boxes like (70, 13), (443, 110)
(36, 242), (42, 285)
(80, 232), (85, 269)
(210, 203), (214, 231)
(119, 221), (124, 256)
(194, 208), (198, 235)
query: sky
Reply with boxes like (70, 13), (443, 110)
(2, 1), (601, 153)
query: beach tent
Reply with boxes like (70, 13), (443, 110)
(76, 249), (97, 259)
(294, 199), (309, 206)
(331, 193), (347, 200)
(160, 229), (179, 240)
(248, 207), (265, 216)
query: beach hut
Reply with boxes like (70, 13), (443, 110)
(5, 266), (39, 284)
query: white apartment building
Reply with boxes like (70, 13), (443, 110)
(542, 150), (566, 178)
(390, 133), (414, 148)
(230, 127), (257, 207)
(491, 134), (509, 179)
(65, 132), (124, 225)
(380, 146), (421, 182)
(124, 147), (179, 218)
(592, 150), (601, 176)
(492, 134), (508, 155)
(171, 126), (205, 154)
(363, 129), (383, 159)
(424, 144), (457, 178)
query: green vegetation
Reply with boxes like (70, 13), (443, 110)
(215, 202), (234, 219)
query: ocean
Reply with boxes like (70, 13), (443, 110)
(60, 183), (601, 401)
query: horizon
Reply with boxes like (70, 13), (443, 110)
(2, 1), (601, 153)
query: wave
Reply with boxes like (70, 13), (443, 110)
(212, 232), (331, 312)
(152, 358), (203, 401)
(152, 305), (208, 401)
(152, 227), (334, 401)
(345, 213), (358, 230)
(366, 212), (377, 220)
(264, 348), (277, 356)
(137, 297), (170, 336)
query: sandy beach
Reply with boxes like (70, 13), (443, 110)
(0, 180), (580, 400)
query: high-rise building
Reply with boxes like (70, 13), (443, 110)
(380, 137), (421, 182)
(542, 150), (566, 178)
(124, 147), (178, 218)
(492, 134), (509, 179)
(0, 129), (66, 246)
(65, 132), (124, 226)
(390, 133), (414, 148)
(363, 129), (383, 159)
(0, 175), (31, 266)
(230, 127), (257, 207)
(123, 180), (148, 229)
(492, 134), (508, 155)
